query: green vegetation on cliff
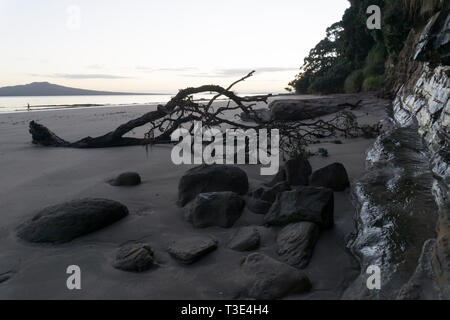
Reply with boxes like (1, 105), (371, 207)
(288, 0), (446, 94)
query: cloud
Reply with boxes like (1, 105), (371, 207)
(86, 64), (105, 70)
(258, 67), (299, 73)
(136, 66), (198, 72)
(30, 73), (131, 79)
(215, 67), (297, 76)
(182, 67), (298, 78)
(135, 66), (296, 78)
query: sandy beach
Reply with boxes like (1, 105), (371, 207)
(0, 96), (389, 299)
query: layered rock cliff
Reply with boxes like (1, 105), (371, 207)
(391, 9), (449, 298)
(346, 8), (449, 299)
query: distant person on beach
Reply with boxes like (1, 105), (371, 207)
(27, 103), (30, 111)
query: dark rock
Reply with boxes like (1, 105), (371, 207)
(310, 163), (350, 191)
(266, 182), (292, 200)
(265, 158), (311, 187)
(16, 198), (129, 243)
(265, 167), (287, 187)
(0, 272), (13, 284)
(247, 182), (291, 215)
(167, 236), (218, 264)
(277, 222), (320, 269)
(228, 227), (260, 251)
(113, 243), (155, 272)
(239, 253), (311, 299)
(245, 197), (273, 215)
(285, 157), (312, 186)
(178, 165), (249, 207)
(185, 192), (245, 228)
(264, 187), (334, 229)
(269, 97), (359, 121)
(250, 187), (265, 199)
(252, 182), (291, 203)
(109, 172), (141, 186)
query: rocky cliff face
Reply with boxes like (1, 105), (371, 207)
(346, 9), (449, 299)
(392, 10), (449, 299)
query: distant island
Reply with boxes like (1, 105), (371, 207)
(0, 82), (158, 96)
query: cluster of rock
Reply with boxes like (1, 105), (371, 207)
(14, 161), (349, 298)
(177, 164), (249, 207)
(247, 158), (349, 271)
(15, 172), (149, 273)
(173, 161), (349, 299)
(15, 171), (145, 244)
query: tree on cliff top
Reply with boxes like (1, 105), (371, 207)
(288, 0), (432, 94)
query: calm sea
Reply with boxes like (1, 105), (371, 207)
(0, 93), (246, 113)
(0, 94), (175, 113)
(0, 92), (273, 114)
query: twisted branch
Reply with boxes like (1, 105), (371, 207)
(28, 71), (361, 156)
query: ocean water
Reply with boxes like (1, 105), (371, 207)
(0, 95), (172, 113)
(0, 93), (235, 113)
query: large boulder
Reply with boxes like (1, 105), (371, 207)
(185, 192), (245, 228)
(113, 243), (155, 272)
(265, 167), (286, 187)
(265, 158), (312, 187)
(285, 157), (312, 186)
(247, 182), (291, 215)
(239, 253), (311, 299)
(310, 163), (350, 191)
(269, 97), (359, 121)
(252, 181), (291, 203)
(245, 197), (273, 215)
(16, 198), (129, 243)
(167, 236), (218, 264)
(264, 187), (334, 229)
(228, 227), (260, 251)
(178, 165), (249, 207)
(108, 172), (141, 186)
(277, 222), (320, 269)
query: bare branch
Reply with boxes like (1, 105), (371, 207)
(28, 72), (361, 156)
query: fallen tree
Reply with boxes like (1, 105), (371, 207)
(28, 71), (361, 155)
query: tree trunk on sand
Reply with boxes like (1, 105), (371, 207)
(28, 72), (362, 150)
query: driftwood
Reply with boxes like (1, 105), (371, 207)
(29, 71), (361, 153)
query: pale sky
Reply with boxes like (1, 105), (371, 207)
(0, 0), (349, 93)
